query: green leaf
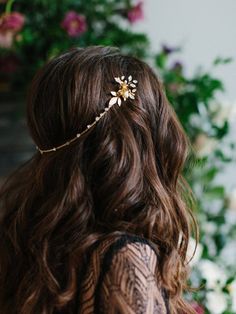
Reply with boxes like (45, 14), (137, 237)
(213, 56), (234, 66)
(204, 186), (225, 199)
(155, 52), (167, 69)
(202, 167), (219, 182)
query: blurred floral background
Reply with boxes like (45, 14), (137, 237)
(0, 0), (236, 313)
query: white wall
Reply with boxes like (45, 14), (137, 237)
(134, 0), (236, 102)
(133, 0), (236, 189)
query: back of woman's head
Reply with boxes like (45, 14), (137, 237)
(0, 46), (197, 314)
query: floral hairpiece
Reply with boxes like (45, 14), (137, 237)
(36, 75), (138, 154)
(109, 75), (138, 106)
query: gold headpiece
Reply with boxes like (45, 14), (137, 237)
(36, 75), (138, 154)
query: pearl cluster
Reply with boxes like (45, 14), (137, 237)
(36, 75), (138, 154)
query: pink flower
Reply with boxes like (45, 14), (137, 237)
(0, 12), (25, 33)
(0, 31), (14, 48)
(61, 11), (87, 37)
(127, 2), (144, 24)
(0, 12), (25, 48)
(190, 301), (205, 314)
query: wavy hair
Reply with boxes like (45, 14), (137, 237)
(0, 46), (198, 313)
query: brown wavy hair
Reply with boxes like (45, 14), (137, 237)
(0, 46), (198, 314)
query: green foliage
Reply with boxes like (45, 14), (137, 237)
(0, 0), (149, 90)
(156, 46), (236, 313)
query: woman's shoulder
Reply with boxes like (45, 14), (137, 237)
(77, 232), (170, 313)
(96, 232), (162, 287)
(93, 231), (162, 281)
(94, 232), (170, 313)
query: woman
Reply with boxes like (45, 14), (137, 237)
(0, 46), (198, 313)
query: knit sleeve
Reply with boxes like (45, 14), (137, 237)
(95, 239), (169, 314)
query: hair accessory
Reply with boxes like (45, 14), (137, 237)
(36, 75), (138, 154)
(109, 75), (138, 106)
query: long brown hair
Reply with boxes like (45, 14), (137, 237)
(0, 46), (198, 313)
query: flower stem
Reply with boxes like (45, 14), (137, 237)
(5, 0), (15, 14)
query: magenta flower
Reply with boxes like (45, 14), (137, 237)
(0, 12), (25, 48)
(0, 12), (25, 33)
(61, 11), (87, 37)
(127, 1), (144, 24)
(190, 301), (205, 314)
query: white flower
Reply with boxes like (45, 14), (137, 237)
(203, 221), (217, 234)
(198, 259), (227, 289)
(186, 237), (203, 266)
(206, 290), (228, 314)
(225, 210), (236, 226)
(209, 100), (236, 127)
(220, 240), (236, 267)
(194, 133), (218, 157)
(228, 280), (236, 312)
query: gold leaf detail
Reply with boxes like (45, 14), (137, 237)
(109, 97), (118, 106)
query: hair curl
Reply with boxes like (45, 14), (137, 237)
(0, 46), (198, 314)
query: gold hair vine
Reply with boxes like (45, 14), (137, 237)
(36, 75), (138, 154)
